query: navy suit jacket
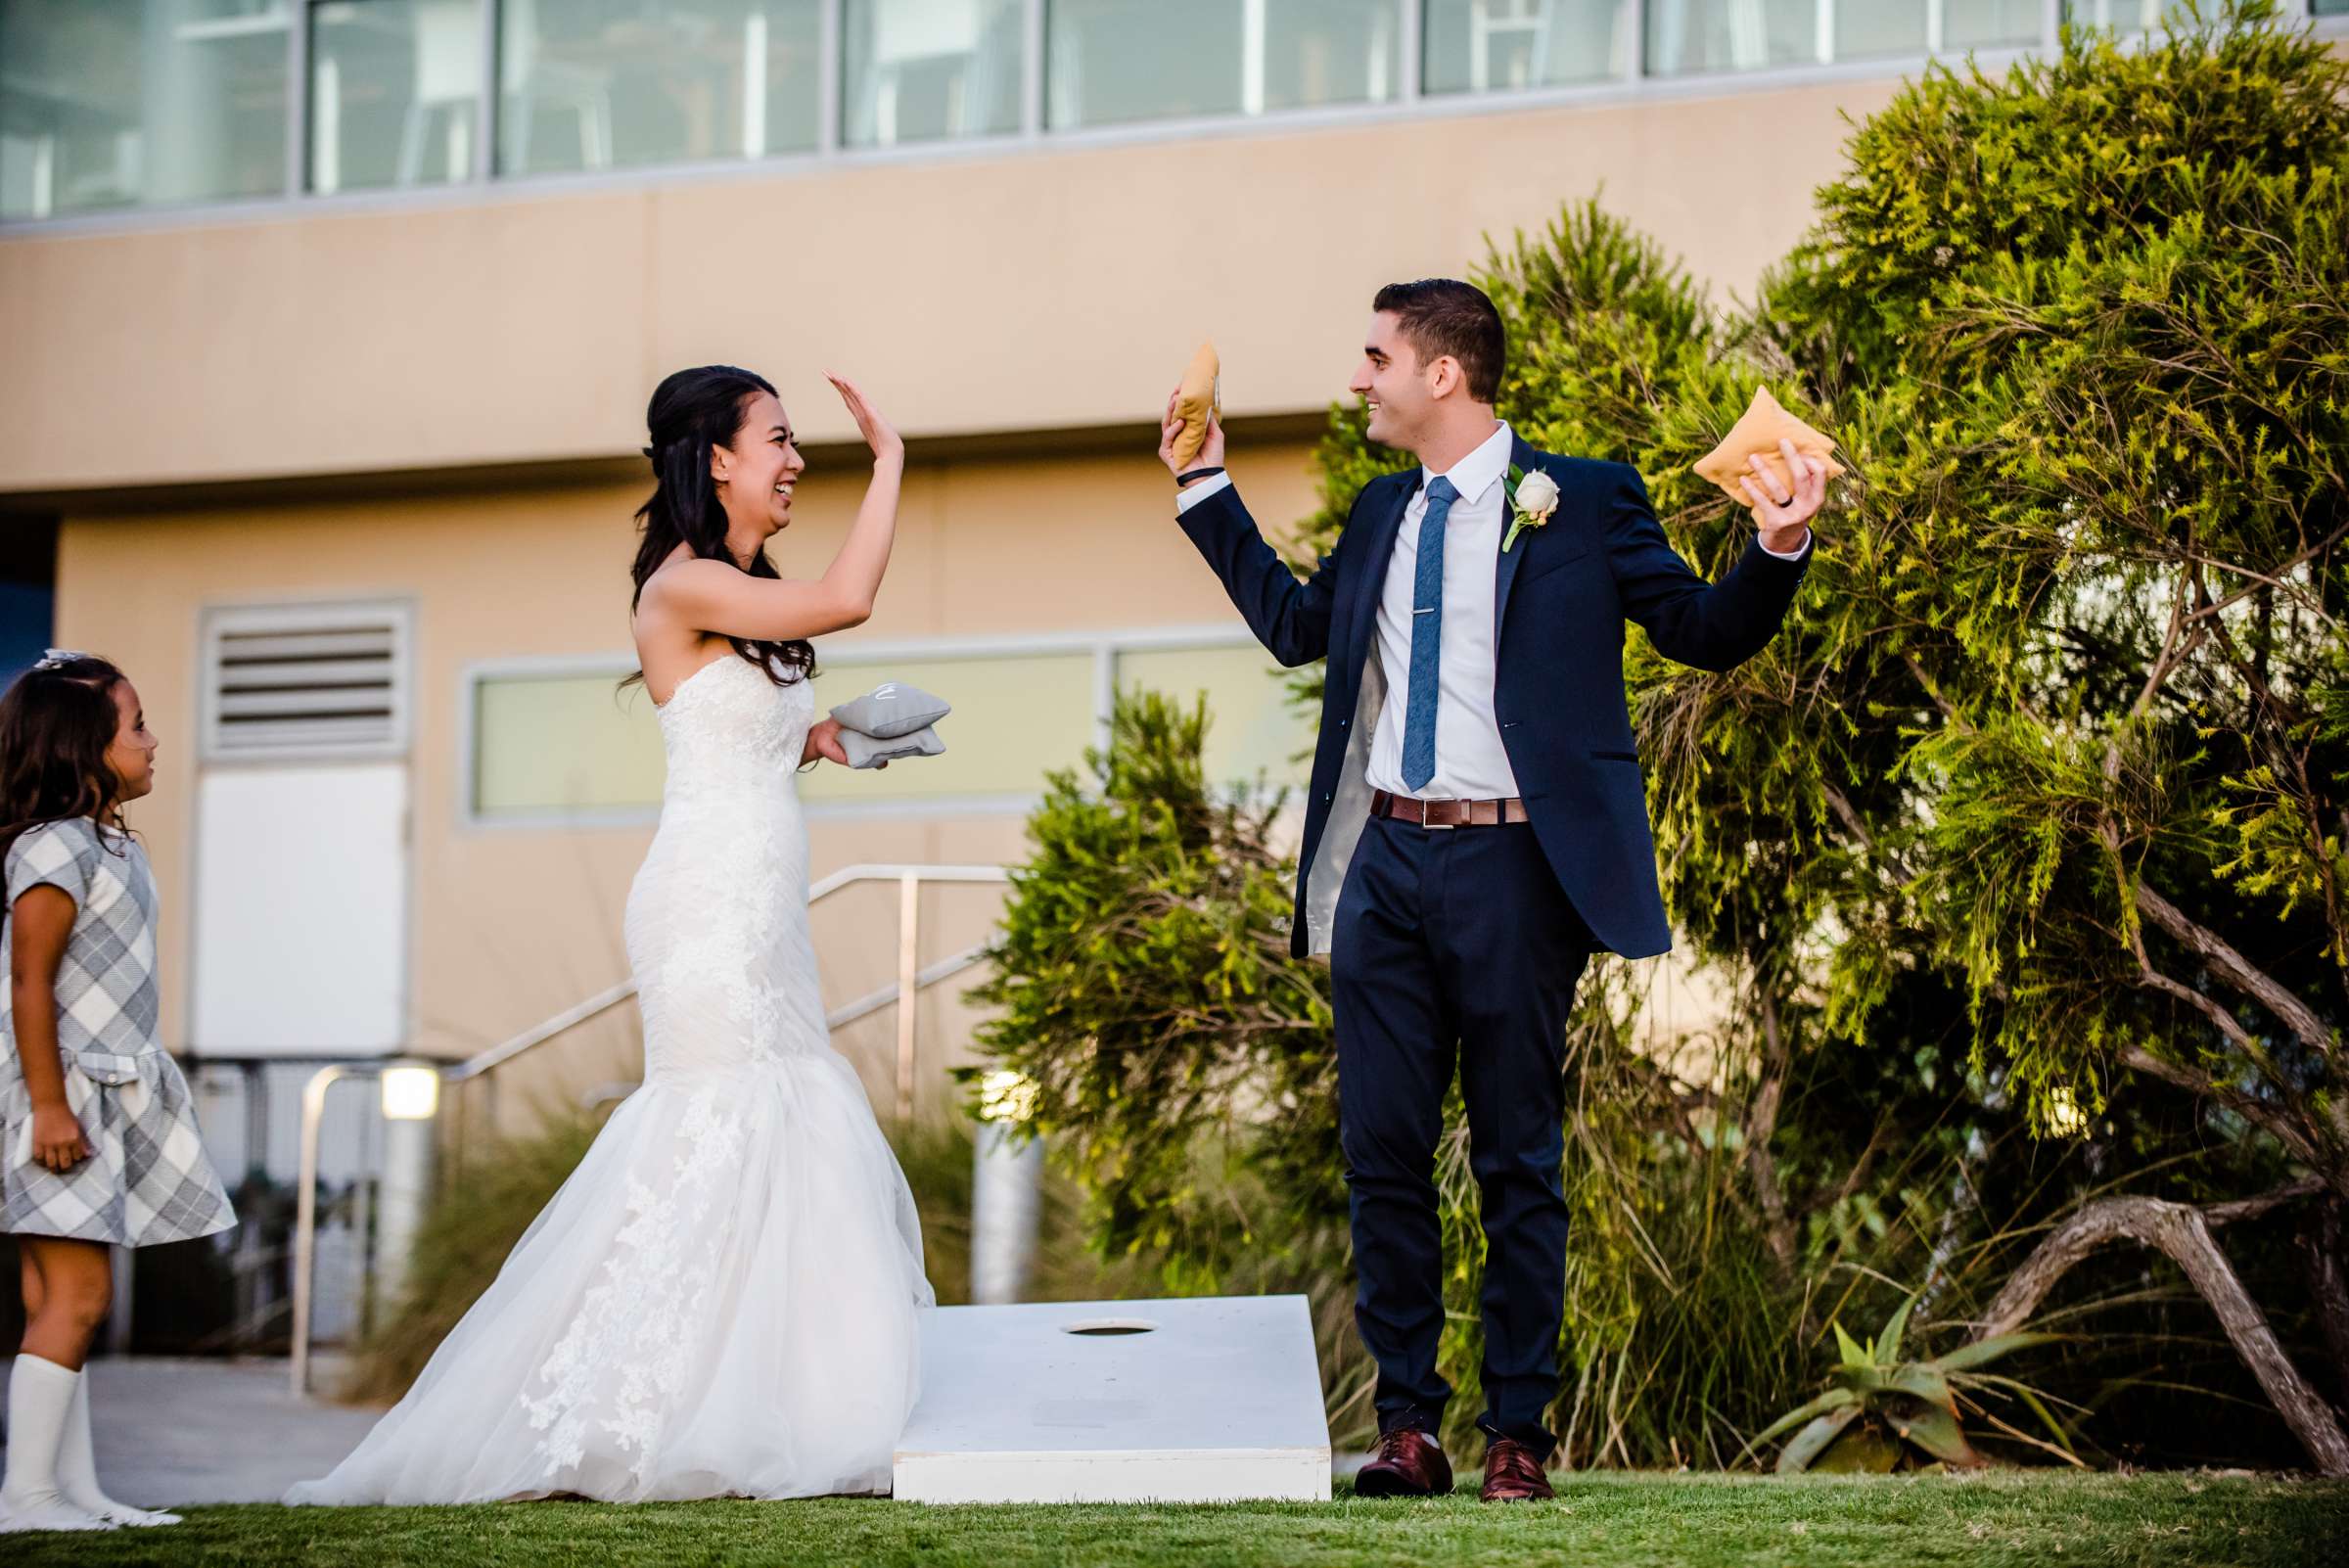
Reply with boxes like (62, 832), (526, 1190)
(1176, 434), (1811, 961)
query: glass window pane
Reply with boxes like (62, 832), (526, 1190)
(473, 671), (666, 817)
(2059, 1), (2163, 28)
(308, 1), (484, 195)
(1047, 0), (1401, 131)
(843, 0), (1024, 149)
(1836, 0), (1928, 57)
(2318, 1), (2349, 18)
(1643, 0), (1817, 76)
(1261, 0), (1403, 112)
(498, 0), (820, 177)
(1846, 0), (2042, 55)
(1423, 0), (1633, 94)
(801, 653), (1098, 802)
(1, 0), (291, 220)
(1943, 0), (2042, 49)
(1115, 644), (1313, 789)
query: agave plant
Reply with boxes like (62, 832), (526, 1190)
(1743, 1297), (2075, 1473)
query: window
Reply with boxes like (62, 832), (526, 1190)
(1046, 0), (1402, 130)
(1643, 0), (1818, 75)
(0, 0), (292, 220)
(1423, 0), (1633, 94)
(308, 0), (484, 193)
(1115, 643), (1312, 791)
(464, 650), (1105, 819)
(842, 0), (1025, 149)
(497, 0), (821, 176)
(471, 668), (665, 817)
(464, 630), (1306, 823)
(1839, 0), (2040, 57)
(2061, 0), (2163, 26)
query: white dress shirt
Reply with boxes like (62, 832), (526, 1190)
(1359, 420), (1522, 799)
(1178, 422), (1809, 802)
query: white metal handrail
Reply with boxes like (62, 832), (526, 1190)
(288, 864), (1011, 1395)
(288, 1064), (376, 1398)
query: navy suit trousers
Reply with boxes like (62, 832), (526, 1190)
(1331, 813), (1596, 1456)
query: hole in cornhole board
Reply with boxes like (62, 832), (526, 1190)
(1062, 1318), (1159, 1336)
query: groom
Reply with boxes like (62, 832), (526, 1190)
(1161, 280), (1822, 1500)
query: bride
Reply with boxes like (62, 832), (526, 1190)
(289, 366), (934, 1504)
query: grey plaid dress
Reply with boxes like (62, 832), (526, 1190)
(1, 818), (234, 1246)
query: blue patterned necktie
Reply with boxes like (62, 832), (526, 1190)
(1400, 476), (1458, 792)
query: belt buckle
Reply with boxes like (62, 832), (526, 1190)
(1417, 797), (1454, 831)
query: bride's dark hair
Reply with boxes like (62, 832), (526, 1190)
(625, 364), (816, 692)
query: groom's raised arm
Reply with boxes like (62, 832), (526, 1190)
(1602, 465), (1812, 673)
(1174, 480), (1361, 670)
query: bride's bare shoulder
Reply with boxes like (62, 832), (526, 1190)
(638, 554), (738, 611)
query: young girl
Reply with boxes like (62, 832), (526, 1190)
(0, 653), (235, 1534)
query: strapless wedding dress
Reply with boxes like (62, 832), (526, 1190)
(289, 655), (933, 1503)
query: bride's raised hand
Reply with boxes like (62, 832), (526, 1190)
(826, 373), (903, 467)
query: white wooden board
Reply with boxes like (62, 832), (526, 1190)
(894, 1294), (1330, 1504)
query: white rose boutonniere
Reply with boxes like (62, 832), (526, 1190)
(1502, 464), (1560, 553)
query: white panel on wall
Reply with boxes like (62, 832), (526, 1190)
(191, 761), (409, 1057)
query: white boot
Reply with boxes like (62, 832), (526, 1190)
(58, 1366), (179, 1526)
(0, 1355), (115, 1533)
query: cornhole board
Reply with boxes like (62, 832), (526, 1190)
(893, 1294), (1331, 1503)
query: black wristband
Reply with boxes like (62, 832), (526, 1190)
(1176, 466), (1225, 487)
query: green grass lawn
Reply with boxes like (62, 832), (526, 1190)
(8, 1474), (2344, 1568)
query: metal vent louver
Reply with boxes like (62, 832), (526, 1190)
(203, 606), (409, 759)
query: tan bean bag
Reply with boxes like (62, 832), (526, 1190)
(1170, 342), (1221, 468)
(1693, 385), (1845, 503)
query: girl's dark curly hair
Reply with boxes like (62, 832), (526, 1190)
(0, 654), (132, 865)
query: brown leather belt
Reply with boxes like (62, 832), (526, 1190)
(1369, 789), (1530, 829)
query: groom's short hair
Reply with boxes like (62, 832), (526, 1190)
(1372, 279), (1505, 402)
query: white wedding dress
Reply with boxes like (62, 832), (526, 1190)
(289, 654), (934, 1504)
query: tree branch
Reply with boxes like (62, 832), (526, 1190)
(1744, 990), (1797, 1276)
(2180, 514), (2349, 628)
(2205, 1176), (2328, 1225)
(2133, 879), (2337, 1065)
(2129, 564), (2201, 722)
(1822, 781), (1920, 885)
(2295, 1196), (2349, 1414)
(2117, 1045), (2327, 1176)
(1973, 1186), (2349, 1475)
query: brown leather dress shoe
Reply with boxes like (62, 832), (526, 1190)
(1354, 1427), (1453, 1499)
(1480, 1437), (1554, 1501)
